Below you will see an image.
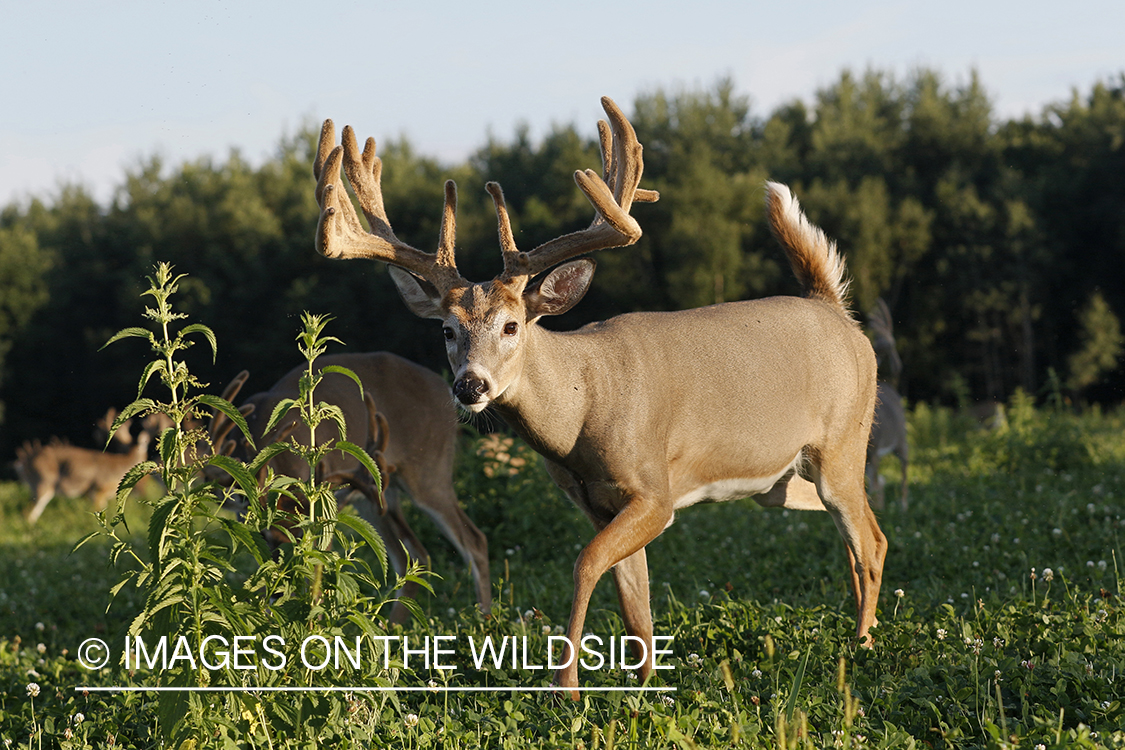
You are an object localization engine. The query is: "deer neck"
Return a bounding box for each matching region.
[492,325,592,463]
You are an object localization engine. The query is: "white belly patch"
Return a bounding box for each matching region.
[671,456,800,511]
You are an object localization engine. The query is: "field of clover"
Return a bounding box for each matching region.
[1,268,1123,748]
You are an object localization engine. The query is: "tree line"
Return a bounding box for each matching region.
[1,68,1123,459]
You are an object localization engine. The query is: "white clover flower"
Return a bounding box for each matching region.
[447,607,456,618]
[699,590,710,599]
[752,668,762,678]
[73,713,85,725]
[1043,568,1054,582]
[1098,560,1107,571]
[660,694,675,707]
[1103,701,1112,710]
[936,628,947,640]
[36,643,45,654]
[991,533,1000,543]
[1037,744,1047,750]
[26,682,40,697]
[1052,528,1062,537]
[523,609,534,620]
[1030,568,1037,581]
[894,589,904,598]
[686,653,701,666]
[404,713,419,728]
[994,670,1002,682]
[35,622,44,632]
[553,625,565,635]
[542,624,552,635]
[428,680,439,693]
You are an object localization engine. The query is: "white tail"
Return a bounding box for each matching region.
[865,299,909,511]
[210,353,490,622]
[313,98,885,694]
[15,431,152,524]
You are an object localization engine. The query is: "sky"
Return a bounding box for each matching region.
[2,0,1123,207]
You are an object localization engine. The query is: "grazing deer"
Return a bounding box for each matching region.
[15,430,152,524]
[311,97,885,694]
[865,299,909,511]
[211,353,491,621]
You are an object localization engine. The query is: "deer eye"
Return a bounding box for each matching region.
[502,321,519,336]
[442,326,455,341]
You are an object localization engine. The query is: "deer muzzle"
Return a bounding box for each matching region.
[453,373,490,408]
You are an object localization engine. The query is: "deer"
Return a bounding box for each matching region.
[866,299,909,512]
[15,429,153,524]
[209,352,491,622]
[311,96,886,695]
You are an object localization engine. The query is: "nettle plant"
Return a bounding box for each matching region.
[81,263,423,743]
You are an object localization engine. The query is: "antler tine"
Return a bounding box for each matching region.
[521,96,659,276]
[313,119,464,291]
[485,182,531,279]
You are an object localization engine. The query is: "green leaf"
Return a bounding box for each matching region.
[320,364,364,397]
[207,455,261,502]
[264,398,299,437]
[334,441,382,496]
[248,442,291,477]
[218,518,270,565]
[114,460,160,515]
[178,322,218,362]
[784,645,811,723]
[197,393,256,452]
[136,359,168,399]
[102,326,154,350]
[320,403,348,441]
[336,512,388,579]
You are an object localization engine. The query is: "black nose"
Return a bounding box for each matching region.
[453,374,489,405]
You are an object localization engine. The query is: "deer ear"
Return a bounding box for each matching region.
[388,266,445,320]
[525,259,595,318]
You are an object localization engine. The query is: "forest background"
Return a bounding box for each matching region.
[0,69,1123,460]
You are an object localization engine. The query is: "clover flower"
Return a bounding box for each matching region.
[404,713,419,728]
[26,682,40,697]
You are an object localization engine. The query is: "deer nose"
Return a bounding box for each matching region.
[453,374,490,405]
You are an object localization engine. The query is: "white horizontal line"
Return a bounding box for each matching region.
[76,686,676,693]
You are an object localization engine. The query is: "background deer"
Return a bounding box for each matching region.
[866,298,909,511]
[312,97,885,693]
[210,352,491,621]
[15,429,152,524]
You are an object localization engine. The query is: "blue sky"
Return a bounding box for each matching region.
[2,0,1123,206]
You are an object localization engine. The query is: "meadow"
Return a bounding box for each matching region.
[1,391,1124,748]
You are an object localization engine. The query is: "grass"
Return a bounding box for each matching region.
[2,401,1124,748]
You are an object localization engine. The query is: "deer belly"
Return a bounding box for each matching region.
[671,456,799,511]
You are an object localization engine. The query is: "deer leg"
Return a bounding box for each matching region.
[408,479,491,615]
[817,454,887,646]
[559,495,670,697]
[865,451,885,512]
[611,547,654,682]
[24,489,55,525]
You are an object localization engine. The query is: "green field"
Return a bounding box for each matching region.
[2,398,1124,748]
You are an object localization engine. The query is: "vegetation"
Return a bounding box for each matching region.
[1,69,1124,461]
[2,380,1124,746]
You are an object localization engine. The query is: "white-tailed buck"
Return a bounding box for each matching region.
[312,97,885,694]
[15,430,152,524]
[94,407,134,451]
[866,299,909,511]
[210,353,490,621]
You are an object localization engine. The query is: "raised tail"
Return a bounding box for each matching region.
[764,181,853,320]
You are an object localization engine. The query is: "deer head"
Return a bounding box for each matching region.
[313,97,658,412]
